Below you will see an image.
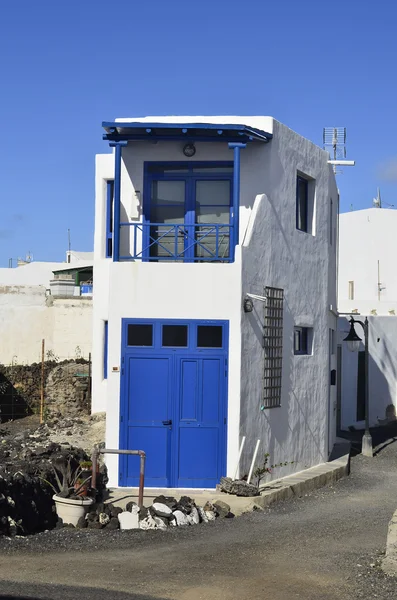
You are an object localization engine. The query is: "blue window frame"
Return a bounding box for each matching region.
[104,321,108,379]
[106,180,114,258]
[142,162,234,262]
[296,175,308,232]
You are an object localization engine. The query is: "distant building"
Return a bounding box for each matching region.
[338,206,397,431]
[92,115,338,489]
[0,251,93,364]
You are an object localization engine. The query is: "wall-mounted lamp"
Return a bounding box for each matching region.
[243,297,254,313]
[243,292,267,313]
[183,143,196,157]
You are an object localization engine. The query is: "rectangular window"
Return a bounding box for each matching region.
[197,325,223,348]
[356,351,366,421]
[296,174,315,234]
[329,198,333,245]
[162,325,188,347]
[296,176,308,232]
[348,281,354,300]
[263,287,284,409]
[103,321,108,379]
[127,324,153,347]
[106,180,114,258]
[294,327,313,355]
[329,328,336,355]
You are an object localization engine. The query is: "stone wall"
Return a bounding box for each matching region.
[0,359,90,423]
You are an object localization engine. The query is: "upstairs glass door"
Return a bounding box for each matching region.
[144,163,233,262]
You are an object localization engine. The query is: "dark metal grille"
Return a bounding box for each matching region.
[263,286,284,408]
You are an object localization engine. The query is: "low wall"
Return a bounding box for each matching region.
[0,360,91,423]
[0,285,92,364]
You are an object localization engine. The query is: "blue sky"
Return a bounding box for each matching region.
[0,0,396,265]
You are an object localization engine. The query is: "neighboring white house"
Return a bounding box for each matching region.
[338,206,397,431]
[92,115,338,489]
[338,207,397,316]
[0,252,93,364]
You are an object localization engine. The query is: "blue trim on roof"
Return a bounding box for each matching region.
[102,121,272,143]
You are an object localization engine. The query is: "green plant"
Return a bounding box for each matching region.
[79,460,92,470]
[41,456,92,499]
[253,453,294,487]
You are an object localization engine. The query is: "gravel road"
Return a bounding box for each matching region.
[1,439,397,599]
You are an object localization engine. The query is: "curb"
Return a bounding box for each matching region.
[382,509,397,575]
[241,452,351,512]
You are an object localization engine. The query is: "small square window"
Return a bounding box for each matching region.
[162,325,188,347]
[294,327,313,355]
[197,325,223,348]
[127,324,153,346]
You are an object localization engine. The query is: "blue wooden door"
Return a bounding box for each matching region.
[120,320,228,488]
[175,356,225,488]
[123,354,173,487]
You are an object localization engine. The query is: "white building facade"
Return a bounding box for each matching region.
[92,116,338,488]
[338,208,397,431]
[0,254,93,364]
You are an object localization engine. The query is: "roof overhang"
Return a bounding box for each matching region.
[102,121,273,144]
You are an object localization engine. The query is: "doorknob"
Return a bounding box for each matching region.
[162,420,172,426]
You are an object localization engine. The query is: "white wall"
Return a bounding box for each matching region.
[338,316,397,429]
[0,262,65,288]
[0,285,92,364]
[339,208,397,315]
[93,116,338,486]
[240,120,338,478]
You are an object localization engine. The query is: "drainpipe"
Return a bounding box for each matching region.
[228,143,246,261]
[109,141,127,262]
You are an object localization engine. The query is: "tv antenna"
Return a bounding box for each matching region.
[373,188,382,208]
[323,127,355,174]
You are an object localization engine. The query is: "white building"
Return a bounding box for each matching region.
[339,207,397,316]
[92,116,338,489]
[338,207,397,431]
[0,252,93,364]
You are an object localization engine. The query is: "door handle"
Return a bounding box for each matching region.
[162,420,172,426]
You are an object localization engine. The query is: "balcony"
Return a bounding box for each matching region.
[120,222,233,262]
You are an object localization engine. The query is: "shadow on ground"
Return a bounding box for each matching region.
[339,421,397,456]
[0,587,168,600]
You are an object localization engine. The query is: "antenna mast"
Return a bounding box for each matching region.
[323,127,355,173]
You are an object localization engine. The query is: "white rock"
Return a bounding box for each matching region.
[129,503,140,515]
[152,502,172,517]
[98,513,110,526]
[173,510,189,526]
[187,507,200,525]
[205,510,217,521]
[197,506,208,523]
[139,515,157,530]
[118,510,139,530]
[153,516,168,530]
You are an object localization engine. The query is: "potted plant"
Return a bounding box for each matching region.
[42,455,94,526]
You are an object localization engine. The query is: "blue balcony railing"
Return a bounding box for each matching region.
[119,222,233,262]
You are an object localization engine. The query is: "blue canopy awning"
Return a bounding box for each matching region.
[102,121,272,144]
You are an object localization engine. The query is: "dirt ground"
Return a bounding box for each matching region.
[1,438,397,599]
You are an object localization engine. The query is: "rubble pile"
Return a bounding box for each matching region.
[0,413,106,537]
[0,473,57,536]
[73,495,234,531]
[219,476,260,497]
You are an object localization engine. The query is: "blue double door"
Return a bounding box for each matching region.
[119,320,228,488]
